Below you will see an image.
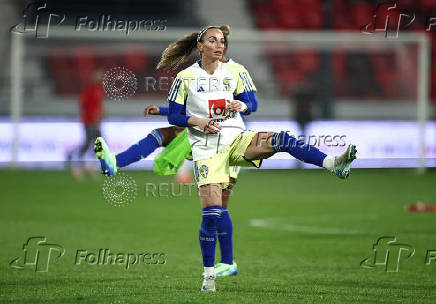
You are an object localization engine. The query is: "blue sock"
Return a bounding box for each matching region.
[115,129,162,168]
[199,205,222,267]
[217,207,233,264]
[271,131,327,167]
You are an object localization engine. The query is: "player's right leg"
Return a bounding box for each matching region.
[243,131,357,179]
[115,126,185,167]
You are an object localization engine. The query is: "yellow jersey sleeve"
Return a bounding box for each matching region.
[239,65,257,93]
[168,70,194,105]
[226,62,257,96]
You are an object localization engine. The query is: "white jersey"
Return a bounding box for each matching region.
[168,60,252,161]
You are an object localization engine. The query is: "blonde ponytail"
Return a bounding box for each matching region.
[156,32,199,70]
[219,24,230,38]
[156,25,231,70]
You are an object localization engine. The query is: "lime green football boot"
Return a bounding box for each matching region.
[94,137,118,176]
[214,261,238,277]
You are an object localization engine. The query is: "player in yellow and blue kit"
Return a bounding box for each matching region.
[95,25,255,279]
[159,25,357,292]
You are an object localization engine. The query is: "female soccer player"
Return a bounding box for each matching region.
[159,25,357,291]
[95,25,254,278]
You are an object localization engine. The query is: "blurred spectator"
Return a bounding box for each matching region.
[66,69,104,178]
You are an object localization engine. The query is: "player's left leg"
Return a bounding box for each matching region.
[243,131,357,178]
[114,130,162,168]
[199,183,222,292]
[95,126,184,176]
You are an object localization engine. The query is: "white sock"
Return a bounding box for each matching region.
[322,155,335,172]
[204,266,215,277]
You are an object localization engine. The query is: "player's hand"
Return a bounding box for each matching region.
[144,105,160,117]
[227,100,248,113]
[200,118,221,134]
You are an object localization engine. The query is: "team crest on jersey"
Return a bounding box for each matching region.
[223,78,231,91]
[199,165,208,178]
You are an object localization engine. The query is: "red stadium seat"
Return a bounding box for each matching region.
[277,68,305,97]
[276,6,303,29]
[73,46,96,86]
[248,0,436,102]
[297,51,319,73]
[333,0,353,30]
[419,0,436,11]
[352,2,373,29]
[123,48,149,72]
[300,0,322,29]
[255,2,280,29]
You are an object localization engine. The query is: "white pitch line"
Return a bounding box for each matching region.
[249,218,362,235]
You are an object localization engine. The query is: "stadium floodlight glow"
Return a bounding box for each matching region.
[9,26,430,172]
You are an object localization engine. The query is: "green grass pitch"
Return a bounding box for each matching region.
[1,169,436,303]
